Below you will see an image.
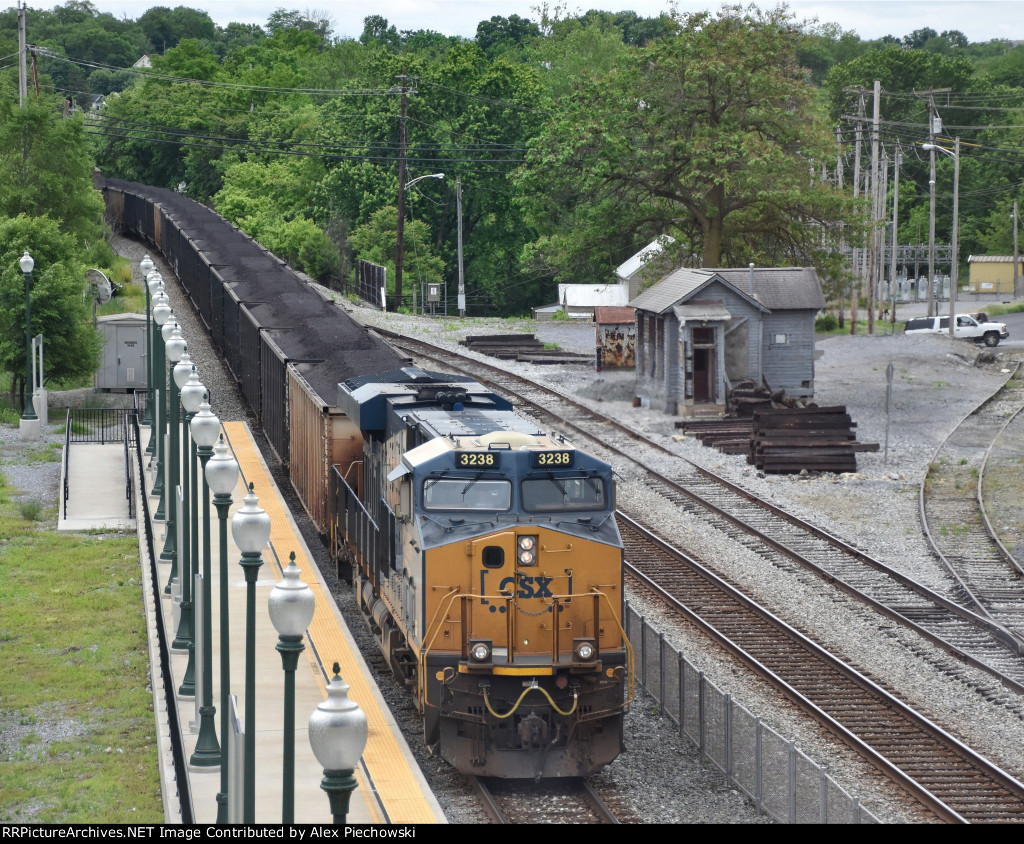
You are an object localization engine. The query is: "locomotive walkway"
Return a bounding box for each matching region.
[62,418,445,826]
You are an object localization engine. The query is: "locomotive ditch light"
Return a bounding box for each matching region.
[518,535,538,566]
[469,639,492,664]
[573,638,598,663]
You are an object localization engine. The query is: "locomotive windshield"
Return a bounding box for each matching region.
[423,478,512,511]
[521,476,606,512]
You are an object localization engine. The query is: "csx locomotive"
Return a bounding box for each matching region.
[330,367,633,778]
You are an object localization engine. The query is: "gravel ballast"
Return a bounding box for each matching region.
[6,238,1023,824]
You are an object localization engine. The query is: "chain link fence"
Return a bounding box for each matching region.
[625,604,879,823]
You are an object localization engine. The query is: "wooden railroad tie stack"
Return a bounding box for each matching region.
[460,334,592,365]
[749,406,878,474]
[674,418,755,455]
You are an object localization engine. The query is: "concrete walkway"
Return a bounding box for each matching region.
[58,442,134,532]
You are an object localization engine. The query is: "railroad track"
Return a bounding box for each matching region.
[619,513,1024,823]
[379,329,1024,699]
[470,776,627,823]
[921,365,1024,644]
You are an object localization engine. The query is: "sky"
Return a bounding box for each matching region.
[40,0,1024,43]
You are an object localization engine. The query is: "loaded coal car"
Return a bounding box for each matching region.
[330,366,634,778]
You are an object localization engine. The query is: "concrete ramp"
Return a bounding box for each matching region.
[58,443,135,531]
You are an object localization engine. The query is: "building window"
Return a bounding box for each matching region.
[772,333,789,345]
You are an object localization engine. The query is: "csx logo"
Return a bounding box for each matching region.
[498,575,553,599]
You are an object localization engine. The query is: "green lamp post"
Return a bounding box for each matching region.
[309,664,368,825]
[232,484,271,824]
[189,394,221,766]
[206,435,239,823]
[268,553,316,823]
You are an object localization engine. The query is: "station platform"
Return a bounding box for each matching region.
[65,417,447,826]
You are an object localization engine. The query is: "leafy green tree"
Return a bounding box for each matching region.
[519,5,859,281]
[0,99,104,247]
[475,14,539,58]
[349,206,445,306]
[0,214,101,407]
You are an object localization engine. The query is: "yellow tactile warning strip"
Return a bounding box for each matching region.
[222,421,441,825]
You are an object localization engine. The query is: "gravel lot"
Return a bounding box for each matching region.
[5,238,1023,824]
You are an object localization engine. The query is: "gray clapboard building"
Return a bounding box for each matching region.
[631,265,825,417]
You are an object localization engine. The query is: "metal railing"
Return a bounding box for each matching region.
[62,410,71,520]
[129,414,195,823]
[66,408,131,443]
[625,604,879,824]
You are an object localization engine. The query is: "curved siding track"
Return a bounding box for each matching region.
[921,366,1024,645]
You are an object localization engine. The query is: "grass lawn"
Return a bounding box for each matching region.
[0,444,163,823]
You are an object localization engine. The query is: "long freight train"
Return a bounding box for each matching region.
[101,175,634,778]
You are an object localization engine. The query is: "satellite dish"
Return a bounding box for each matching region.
[86,268,112,305]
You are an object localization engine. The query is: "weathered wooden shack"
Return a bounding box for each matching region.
[631,266,824,417]
[595,306,636,369]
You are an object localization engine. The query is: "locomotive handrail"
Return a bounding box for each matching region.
[417,587,635,713]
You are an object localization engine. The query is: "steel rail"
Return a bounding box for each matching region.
[380,330,1024,690]
[619,511,1024,824]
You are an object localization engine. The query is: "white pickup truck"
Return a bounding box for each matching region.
[904,313,1009,347]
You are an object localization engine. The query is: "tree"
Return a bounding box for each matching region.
[475,14,539,57]
[0,99,104,247]
[0,215,101,407]
[518,6,859,280]
[349,206,445,306]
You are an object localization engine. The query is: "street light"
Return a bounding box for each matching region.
[190,394,221,767]
[206,434,239,823]
[146,269,165,462]
[177,366,206,698]
[922,139,960,337]
[150,286,170,513]
[309,662,368,825]
[268,552,316,824]
[161,325,186,588]
[396,173,444,314]
[19,252,39,434]
[232,484,271,825]
[140,256,154,428]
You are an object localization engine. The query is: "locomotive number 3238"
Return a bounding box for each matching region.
[456,452,497,468]
[533,450,574,467]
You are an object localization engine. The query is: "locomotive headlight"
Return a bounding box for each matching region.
[469,639,492,664]
[573,638,597,662]
[518,535,537,566]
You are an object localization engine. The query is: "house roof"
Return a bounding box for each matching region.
[615,236,675,280]
[630,266,823,313]
[968,255,1019,263]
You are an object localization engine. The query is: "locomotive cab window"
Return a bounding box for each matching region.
[521,476,606,512]
[422,477,511,511]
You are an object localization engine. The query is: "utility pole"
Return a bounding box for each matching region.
[18,1,27,106]
[928,93,938,316]
[917,88,950,315]
[456,176,465,317]
[949,137,960,337]
[890,148,902,330]
[394,72,409,314]
[851,89,864,333]
[835,125,846,328]
[1013,201,1020,300]
[867,80,880,335]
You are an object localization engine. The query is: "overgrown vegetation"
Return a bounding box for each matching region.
[0,442,162,823]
